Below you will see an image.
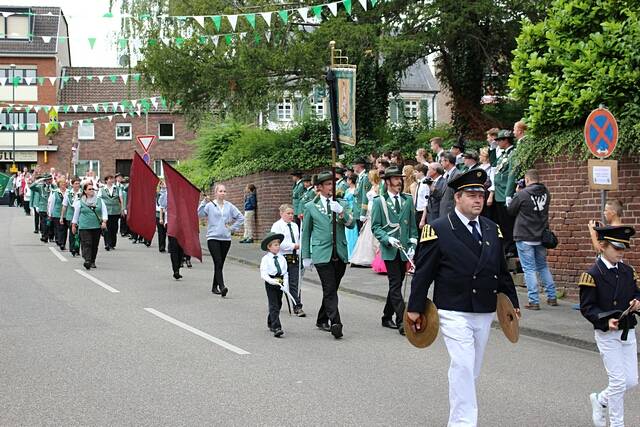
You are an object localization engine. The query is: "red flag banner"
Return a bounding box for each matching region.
[162,160,203,261]
[127,151,159,241]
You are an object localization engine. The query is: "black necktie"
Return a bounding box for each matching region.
[469,220,482,244]
[288,223,297,255]
[274,256,282,276]
[414,182,420,209]
[326,198,331,216]
[394,195,400,212]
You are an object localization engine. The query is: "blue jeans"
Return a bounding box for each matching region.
[516,241,557,305]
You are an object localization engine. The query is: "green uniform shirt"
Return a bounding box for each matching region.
[64,189,82,221]
[30,182,53,213]
[50,190,64,218]
[292,180,305,216]
[77,200,103,229]
[493,145,518,202]
[354,172,371,219]
[99,186,121,215]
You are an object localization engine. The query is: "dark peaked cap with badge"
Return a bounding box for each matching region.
[315,171,333,185]
[448,168,487,192]
[595,225,636,249]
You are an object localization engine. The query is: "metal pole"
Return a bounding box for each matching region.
[600,189,607,224]
[10,64,16,172]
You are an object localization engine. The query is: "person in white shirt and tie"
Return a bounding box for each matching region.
[271,204,305,317]
[260,232,289,338]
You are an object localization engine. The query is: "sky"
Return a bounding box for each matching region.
[9,0,122,66]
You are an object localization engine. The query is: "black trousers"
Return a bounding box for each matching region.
[156,218,167,251]
[33,208,39,231]
[23,200,31,215]
[79,228,101,264]
[315,259,346,326]
[286,258,302,309]
[207,239,231,291]
[120,215,129,236]
[52,217,67,248]
[495,202,516,255]
[8,191,15,207]
[105,215,119,248]
[382,253,407,325]
[168,236,185,274]
[39,212,51,241]
[67,220,79,254]
[356,220,364,233]
[265,282,283,330]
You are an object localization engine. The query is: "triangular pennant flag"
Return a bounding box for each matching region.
[212,36,219,46]
[103,12,113,18]
[48,76,56,85]
[63,105,70,113]
[42,36,52,43]
[0,77,6,86]
[61,76,70,84]
[88,37,96,49]
[109,75,117,83]
[358,0,367,11]
[59,121,65,129]
[102,102,109,112]
[260,11,272,27]
[72,105,78,112]
[344,0,352,15]
[73,76,82,82]
[148,38,158,46]
[228,14,238,31]
[175,37,185,46]
[1,12,14,18]
[211,15,222,31]
[58,36,67,44]
[371,0,378,6]
[133,74,141,82]
[122,75,129,84]
[37,77,45,86]
[81,105,89,112]
[92,103,99,112]
[25,106,32,113]
[34,106,40,112]
[328,2,338,16]
[43,106,50,113]
[118,39,127,49]
[112,101,119,110]
[225,34,233,45]
[86,75,94,81]
[121,113,127,119]
[278,10,288,24]
[35,123,40,130]
[312,5,323,19]
[265,31,271,42]
[193,16,205,28]
[298,7,309,22]
[245,13,256,29]
[199,36,208,44]
[107,115,114,122]
[97,75,105,83]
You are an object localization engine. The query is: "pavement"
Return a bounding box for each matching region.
[221,235,640,354]
[2,205,640,426]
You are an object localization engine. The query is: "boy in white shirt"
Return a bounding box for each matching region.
[271,204,305,316]
[260,232,289,338]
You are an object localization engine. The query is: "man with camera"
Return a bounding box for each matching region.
[507,169,557,310]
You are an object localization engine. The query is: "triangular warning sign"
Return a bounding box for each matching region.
[136,135,156,152]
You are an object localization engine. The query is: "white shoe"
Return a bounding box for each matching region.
[590,393,607,427]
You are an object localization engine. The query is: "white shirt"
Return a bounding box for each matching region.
[260,252,289,285]
[319,195,332,214]
[71,198,108,224]
[454,208,482,238]
[415,178,430,211]
[387,190,403,209]
[271,219,300,255]
[599,256,618,270]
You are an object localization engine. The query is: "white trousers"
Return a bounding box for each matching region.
[243,210,255,239]
[594,329,638,427]
[439,310,494,427]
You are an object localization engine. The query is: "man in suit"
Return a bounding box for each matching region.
[425,162,445,225]
[406,169,520,427]
[301,171,355,339]
[491,130,518,257]
[370,166,418,335]
[291,171,305,224]
[439,151,461,219]
[352,157,371,232]
[461,150,481,172]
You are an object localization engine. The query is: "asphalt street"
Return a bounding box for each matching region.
[1,206,639,426]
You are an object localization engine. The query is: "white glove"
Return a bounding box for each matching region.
[406,247,415,260]
[505,197,512,207]
[303,258,313,270]
[359,215,367,223]
[329,200,344,214]
[388,237,401,248]
[409,238,417,246]
[267,278,281,286]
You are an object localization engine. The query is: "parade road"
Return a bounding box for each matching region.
[1,206,639,426]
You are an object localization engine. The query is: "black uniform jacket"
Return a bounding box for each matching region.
[408,212,519,314]
[579,259,640,332]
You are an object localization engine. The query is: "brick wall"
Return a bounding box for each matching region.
[536,155,640,297]
[217,156,640,297]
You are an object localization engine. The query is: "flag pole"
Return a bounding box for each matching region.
[326,41,342,259]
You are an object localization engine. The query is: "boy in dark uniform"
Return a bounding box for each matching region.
[579,225,639,427]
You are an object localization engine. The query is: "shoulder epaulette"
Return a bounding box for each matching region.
[633,267,640,289]
[497,225,504,239]
[420,224,438,243]
[578,272,596,287]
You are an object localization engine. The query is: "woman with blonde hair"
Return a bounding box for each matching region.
[403,165,416,195]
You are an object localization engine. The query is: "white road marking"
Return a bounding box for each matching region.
[144,308,250,355]
[49,246,67,262]
[74,269,120,293]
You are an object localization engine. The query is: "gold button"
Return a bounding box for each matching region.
[473,275,476,280]
[494,275,498,279]
[613,301,617,306]
[472,289,477,294]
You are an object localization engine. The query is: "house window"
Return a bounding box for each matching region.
[75,160,101,179]
[0,68,37,85]
[0,112,37,131]
[78,122,95,140]
[115,123,132,140]
[154,160,177,177]
[277,98,293,121]
[313,99,325,119]
[158,123,174,140]
[404,100,419,119]
[6,15,30,39]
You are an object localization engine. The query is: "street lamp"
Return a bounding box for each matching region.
[10,63,16,173]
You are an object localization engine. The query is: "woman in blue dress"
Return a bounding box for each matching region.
[345,175,358,260]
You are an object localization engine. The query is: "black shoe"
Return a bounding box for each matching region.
[105,246,110,251]
[173,272,183,280]
[398,324,406,336]
[91,263,97,268]
[316,322,331,332]
[40,238,48,243]
[220,287,228,297]
[212,288,221,295]
[159,249,166,253]
[294,308,306,317]
[273,328,284,338]
[381,319,398,329]
[33,230,39,234]
[330,323,343,339]
[59,246,65,251]
[185,259,192,268]
[83,261,91,270]
[144,242,151,247]
[131,239,138,244]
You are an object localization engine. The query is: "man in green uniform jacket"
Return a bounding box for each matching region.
[301,171,354,339]
[352,157,371,232]
[298,175,316,217]
[491,129,518,257]
[370,166,418,335]
[98,175,122,251]
[30,173,54,243]
[291,171,305,223]
[335,167,349,199]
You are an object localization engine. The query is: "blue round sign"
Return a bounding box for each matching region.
[142,152,150,165]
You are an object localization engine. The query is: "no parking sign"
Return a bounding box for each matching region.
[584,107,618,158]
